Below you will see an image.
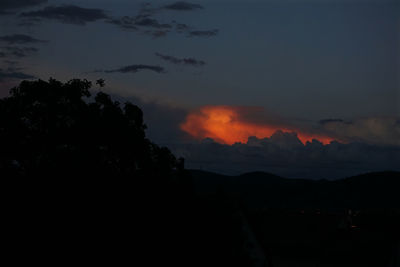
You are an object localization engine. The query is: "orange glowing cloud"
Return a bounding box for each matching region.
[180,106,335,145]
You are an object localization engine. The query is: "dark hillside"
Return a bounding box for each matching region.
[190,170,400,209]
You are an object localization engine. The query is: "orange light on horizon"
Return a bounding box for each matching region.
[180,106,335,145]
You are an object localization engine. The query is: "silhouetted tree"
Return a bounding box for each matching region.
[96,78,105,87]
[0,78,178,179]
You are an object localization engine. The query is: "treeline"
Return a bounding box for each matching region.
[0,78,182,179]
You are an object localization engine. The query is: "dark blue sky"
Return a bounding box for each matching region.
[1,0,398,119]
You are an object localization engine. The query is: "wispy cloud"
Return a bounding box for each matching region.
[163,2,203,11]
[0,67,35,82]
[0,0,47,14]
[20,5,108,25]
[0,34,47,44]
[188,29,219,37]
[101,64,166,74]
[0,46,38,58]
[155,53,206,66]
[106,16,138,30]
[134,18,172,29]
[107,2,218,38]
[105,16,172,32]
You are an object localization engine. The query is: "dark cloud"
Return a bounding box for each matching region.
[106,16,138,30]
[20,5,108,25]
[155,53,206,66]
[163,2,203,11]
[321,117,400,146]
[0,67,35,82]
[103,64,165,74]
[0,0,47,14]
[17,17,42,27]
[188,29,219,37]
[174,22,190,31]
[135,18,171,29]
[0,34,47,44]
[136,2,158,18]
[18,21,38,27]
[107,3,217,38]
[2,60,18,66]
[169,133,400,179]
[319,119,347,125]
[1,46,38,58]
[106,16,171,32]
[105,2,169,31]
[147,30,169,38]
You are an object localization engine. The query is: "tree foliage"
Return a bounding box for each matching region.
[0,78,178,178]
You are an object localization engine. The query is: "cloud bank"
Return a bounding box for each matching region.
[321,117,400,146]
[121,102,399,179]
[170,133,400,179]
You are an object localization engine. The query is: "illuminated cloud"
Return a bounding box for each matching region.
[180,106,335,145]
[175,107,400,178]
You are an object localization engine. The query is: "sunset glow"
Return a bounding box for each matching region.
[180,106,335,145]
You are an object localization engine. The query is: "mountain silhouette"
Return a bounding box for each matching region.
[190,170,400,210]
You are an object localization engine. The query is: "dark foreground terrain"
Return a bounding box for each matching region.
[7,171,399,267]
[191,170,400,266]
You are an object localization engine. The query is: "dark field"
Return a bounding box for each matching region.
[248,210,399,266]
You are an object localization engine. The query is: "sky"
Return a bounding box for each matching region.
[1,0,399,178]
